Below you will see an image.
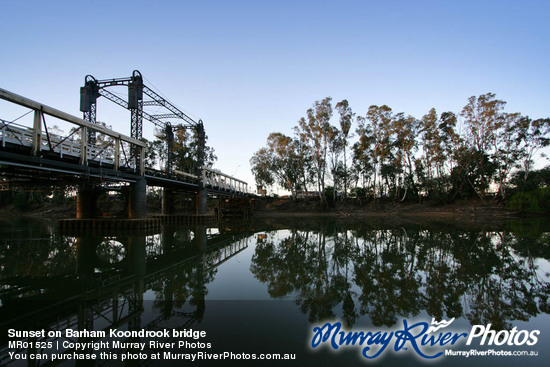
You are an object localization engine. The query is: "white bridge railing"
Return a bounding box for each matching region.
[171,168,248,194]
[0,87,145,174]
[0,122,129,167]
[0,88,249,193]
[202,168,248,194]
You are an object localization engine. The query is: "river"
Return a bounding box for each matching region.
[0,216,549,366]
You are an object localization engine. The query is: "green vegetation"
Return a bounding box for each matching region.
[143,124,217,174]
[251,93,550,206]
[507,187,550,214]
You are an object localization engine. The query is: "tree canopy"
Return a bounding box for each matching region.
[251,94,550,202]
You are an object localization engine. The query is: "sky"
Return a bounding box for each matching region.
[1,0,549,192]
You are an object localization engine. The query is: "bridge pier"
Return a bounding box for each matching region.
[196,187,208,215]
[162,188,175,215]
[128,177,147,219]
[76,182,101,219]
[78,178,146,219]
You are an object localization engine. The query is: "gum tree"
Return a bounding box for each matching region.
[335,99,355,198]
[296,97,333,203]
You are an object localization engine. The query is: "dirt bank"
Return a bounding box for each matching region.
[255,198,520,222]
[0,201,77,221]
[0,197,526,224]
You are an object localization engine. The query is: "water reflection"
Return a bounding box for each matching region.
[250,222,550,330]
[0,220,250,366]
[0,217,549,366]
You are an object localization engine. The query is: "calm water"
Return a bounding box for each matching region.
[0,216,549,366]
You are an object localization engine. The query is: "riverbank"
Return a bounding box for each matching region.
[0,197,527,222]
[255,197,520,222]
[0,201,76,221]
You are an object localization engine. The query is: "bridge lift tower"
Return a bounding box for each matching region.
[79,70,208,214]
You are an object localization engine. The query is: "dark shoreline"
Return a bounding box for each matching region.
[0,197,544,224]
[255,197,520,219]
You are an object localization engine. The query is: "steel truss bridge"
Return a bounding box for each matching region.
[0,72,250,217]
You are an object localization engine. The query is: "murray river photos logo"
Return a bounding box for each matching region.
[310,318,540,360]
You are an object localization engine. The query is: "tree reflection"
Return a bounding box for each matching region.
[250,223,550,329]
[0,219,77,279]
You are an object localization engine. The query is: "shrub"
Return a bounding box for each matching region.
[507,187,550,213]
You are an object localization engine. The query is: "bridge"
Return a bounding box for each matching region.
[0,71,251,221]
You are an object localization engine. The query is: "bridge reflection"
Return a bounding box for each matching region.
[0,223,252,366]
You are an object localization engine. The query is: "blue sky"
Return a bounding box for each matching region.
[1,0,549,190]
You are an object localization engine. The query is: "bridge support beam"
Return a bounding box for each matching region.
[196,187,207,215]
[32,110,42,156]
[76,182,100,219]
[162,188,175,215]
[128,178,147,219]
